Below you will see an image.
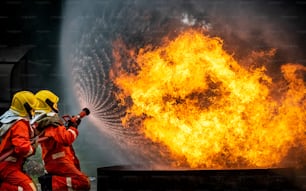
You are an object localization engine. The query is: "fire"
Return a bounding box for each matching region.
[110,29,306,168]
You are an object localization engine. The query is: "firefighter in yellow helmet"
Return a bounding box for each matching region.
[35,90,59,113]
[0,90,39,191]
[34,90,90,191]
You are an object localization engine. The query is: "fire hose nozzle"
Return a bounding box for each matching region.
[80,108,90,117]
[62,108,90,125]
[70,108,90,123]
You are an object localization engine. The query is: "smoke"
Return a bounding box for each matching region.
[59,0,305,174]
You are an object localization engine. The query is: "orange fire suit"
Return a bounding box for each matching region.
[0,119,37,191]
[38,115,90,191]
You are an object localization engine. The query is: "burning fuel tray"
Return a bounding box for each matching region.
[97,165,306,191]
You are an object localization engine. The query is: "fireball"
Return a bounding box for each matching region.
[110,29,306,168]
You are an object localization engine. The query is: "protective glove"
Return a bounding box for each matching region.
[66,117,81,129]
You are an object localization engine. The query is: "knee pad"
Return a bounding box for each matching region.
[38,174,52,191]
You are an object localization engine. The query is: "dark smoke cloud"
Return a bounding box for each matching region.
[60,0,306,175]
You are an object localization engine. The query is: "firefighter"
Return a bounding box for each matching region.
[0,90,39,191]
[34,90,90,191]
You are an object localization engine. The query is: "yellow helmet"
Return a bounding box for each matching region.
[35,90,59,113]
[10,91,38,117]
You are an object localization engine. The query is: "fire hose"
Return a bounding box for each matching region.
[0,108,90,162]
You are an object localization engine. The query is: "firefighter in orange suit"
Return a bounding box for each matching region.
[34,90,90,191]
[0,90,39,191]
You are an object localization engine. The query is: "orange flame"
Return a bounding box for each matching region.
[110,29,306,168]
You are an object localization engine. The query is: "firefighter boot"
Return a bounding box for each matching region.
[38,174,52,191]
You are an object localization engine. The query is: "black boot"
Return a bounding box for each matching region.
[38,174,52,191]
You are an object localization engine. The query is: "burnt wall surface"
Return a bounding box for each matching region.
[97,165,306,191]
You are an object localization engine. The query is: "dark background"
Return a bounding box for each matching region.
[0,0,63,105]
